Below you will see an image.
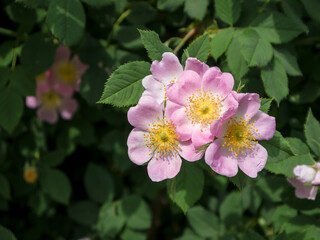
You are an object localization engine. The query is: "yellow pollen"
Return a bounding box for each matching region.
[144,118,181,157]
[41,91,61,109]
[57,61,77,84]
[222,117,260,157]
[24,168,38,184]
[185,88,223,128]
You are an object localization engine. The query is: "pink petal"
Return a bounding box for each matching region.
[54,46,70,63]
[150,52,183,85]
[237,143,268,178]
[147,154,182,181]
[127,96,163,130]
[26,96,39,109]
[185,58,209,77]
[59,97,78,120]
[236,93,261,120]
[165,100,181,119]
[166,70,201,106]
[54,83,74,97]
[312,171,320,185]
[141,75,166,104]
[72,55,88,76]
[220,92,238,121]
[191,125,213,147]
[287,178,318,200]
[179,140,203,162]
[170,107,193,141]
[293,165,317,183]
[250,111,276,140]
[205,139,238,177]
[202,68,234,98]
[37,107,58,124]
[127,129,152,165]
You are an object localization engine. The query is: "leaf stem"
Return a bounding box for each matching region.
[11,48,18,70]
[0,27,17,37]
[173,27,198,55]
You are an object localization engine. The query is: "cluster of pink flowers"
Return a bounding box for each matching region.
[287,163,320,200]
[127,53,276,181]
[26,46,87,124]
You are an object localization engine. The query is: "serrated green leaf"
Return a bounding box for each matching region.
[214,0,241,25]
[274,47,302,76]
[261,58,288,104]
[40,168,72,205]
[301,0,320,22]
[167,163,204,213]
[181,33,210,64]
[239,28,273,67]
[84,163,114,204]
[211,28,234,61]
[286,137,310,155]
[0,225,17,240]
[68,200,99,226]
[0,174,10,200]
[304,109,320,157]
[260,98,272,114]
[0,88,23,133]
[99,61,151,107]
[139,30,173,61]
[187,206,219,238]
[47,0,85,46]
[184,0,208,21]
[251,12,304,44]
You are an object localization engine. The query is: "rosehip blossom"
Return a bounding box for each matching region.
[127,96,202,182]
[205,93,276,178]
[166,60,238,148]
[51,46,87,97]
[287,163,320,200]
[26,71,78,124]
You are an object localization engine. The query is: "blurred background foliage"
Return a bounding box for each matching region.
[0,0,320,239]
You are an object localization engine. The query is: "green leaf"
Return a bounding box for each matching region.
[15,0,49,9]
[115,26,142,50]
[99,61,151,107]
[0,41,14,67]
[40,168,72,205]
[120,229,146,240]
[214,0,241,25]
[274,47,302,76]
[301,0,320,22]
[128,3,157,25]
[42,149,67,167]
[68,200,99,226]
[260,98,272,114]
[0,174,10,200]
[281,0,308,34]
[96,202,126,238]
[21,33,56,76]
[0,225,17,240]
[47,0,86,46]
[119,195,151,230]
[157,0,185,11]
[227,36,249,81]
[181,33,210,64]
[167,163,204,213]
[10,66,35,97]
[286,137,310,155]
[0,88,23,133]
[184,0,209,21]
[211,28,234,61]
[84,163,114,204]
[5,2,37,25]
[261,58,288,104]
[241,229,265,240]
[229,169,251,190]
[0,67,10,89]
[251,12,304,44]
[304,109,320,157]
[272,205,297,233]
[219,192,243,225]
[139,30,173,61]
[81,0,114,7]
[187,206,219,238]
[239,29,273,67]
[80,66,107,105]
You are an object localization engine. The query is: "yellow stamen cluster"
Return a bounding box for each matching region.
[23,167,38,184]
[57,61,77,84]
[185,88,222,128]
[223,116,259,157]
[144,118,181,158]
[41,91,61,109]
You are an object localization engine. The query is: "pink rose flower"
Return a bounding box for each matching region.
[166,59,238,148]
[51,46,87,97]
[205,93,276,178]
[287,163,320,200]
[127,96,202,182]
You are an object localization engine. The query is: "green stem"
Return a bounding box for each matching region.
[0,27,17,37]
[173,27,198,55]
[11,48,18,70]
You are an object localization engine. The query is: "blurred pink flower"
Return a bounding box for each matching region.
[127,96,202,182]
[51,46,87,97]
[287,163,320,200]
[205,93,276,178]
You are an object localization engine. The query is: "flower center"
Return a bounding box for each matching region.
[41,91,61,109]
[24,168,38,184]
[57,62,77,84]
[185,89,223,128]
[144,118,180,157]
[222,116,259,157]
